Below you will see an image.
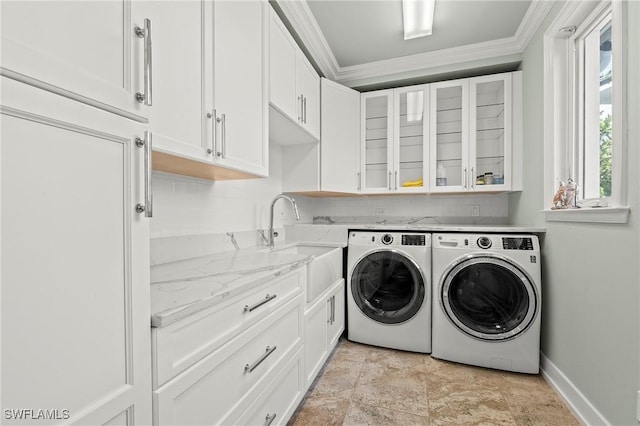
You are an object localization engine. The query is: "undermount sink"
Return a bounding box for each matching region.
[274,244,342,303]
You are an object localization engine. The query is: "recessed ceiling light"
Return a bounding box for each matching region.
[402,0,436,40]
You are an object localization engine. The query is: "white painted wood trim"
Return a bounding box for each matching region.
[277,0,553,87]
[540,352,610,426]
[543,206,629,223]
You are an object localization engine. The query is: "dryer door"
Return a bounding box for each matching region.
[441,256,537,341]
[351,250,425,324]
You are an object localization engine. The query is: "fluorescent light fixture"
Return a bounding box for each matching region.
[402,0,435,40]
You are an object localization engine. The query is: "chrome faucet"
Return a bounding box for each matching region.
[269,194,300,248]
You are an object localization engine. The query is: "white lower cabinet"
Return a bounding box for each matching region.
[304,279,345,388]
[152,269,305,425]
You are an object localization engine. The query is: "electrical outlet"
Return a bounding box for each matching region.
[636,390,640,422]
[375,208,386,216]
[471,205,480,217]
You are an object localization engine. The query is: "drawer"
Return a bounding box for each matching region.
[153,296,303,426]
[153,268,303,387]
[234,347,304,426]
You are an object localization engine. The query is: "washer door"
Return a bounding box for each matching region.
[441,256,537,341]
[351,250,425,324]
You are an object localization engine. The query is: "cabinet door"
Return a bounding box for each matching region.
[470,74,512,191]
[139,0,211,162]
[296,54,320,139]
[321,78,361,193]
[327,280,345,351]
[304,295,329,387]
[213,0,268,176]
[1,0,148,121]
[394,85,429,193]
[430,80,469,192]
[1,79,151,425]
[269,9,298,120]
[361,90,394,193]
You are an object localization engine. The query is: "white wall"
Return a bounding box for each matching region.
[508,2,640,424]
[150,144,298,239]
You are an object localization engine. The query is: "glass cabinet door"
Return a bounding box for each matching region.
[470,74,511,190]
[394,86,429,192]
[361,91,393,192]
[429,81,469,192]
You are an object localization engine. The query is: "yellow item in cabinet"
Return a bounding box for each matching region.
[402,178,423,187]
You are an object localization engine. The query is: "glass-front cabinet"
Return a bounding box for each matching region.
[430,73,515,192]
[360,85,429,193]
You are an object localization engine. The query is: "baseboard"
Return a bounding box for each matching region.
[540,352,609,425]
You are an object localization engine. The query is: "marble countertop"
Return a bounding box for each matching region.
[150,243,340,328]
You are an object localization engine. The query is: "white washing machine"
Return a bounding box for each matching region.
[432,233,541,373]
[347,231,431,353]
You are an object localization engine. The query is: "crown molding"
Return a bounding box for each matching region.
[277,0,555,87]
[276,0,340,80]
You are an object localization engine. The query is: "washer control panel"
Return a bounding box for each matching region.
[349,232,430,247]
[433,234,539,251]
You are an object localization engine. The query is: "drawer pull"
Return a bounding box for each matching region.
[244,294,277,313]
[264,413,277,426]
[245,345,277,374]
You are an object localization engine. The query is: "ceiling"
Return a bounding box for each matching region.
[273,0,554,90]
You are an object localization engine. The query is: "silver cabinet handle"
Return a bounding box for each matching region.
[303,96,307,124]
[206,109,216,155]
[243,294,277,313]
[221,113,226,158]
[395,170,398,190]
[332,295,336,324]
[297,95,302,122]
[356,172,361,191]
[245,346,277,373]
[135,18,152,106]
[264,413,277,426]
[463,167,468,189]
[470,167,475,189]
[135,131,152,217]
[388,171,392,190]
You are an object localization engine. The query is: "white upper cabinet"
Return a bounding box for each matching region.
[360,85,429,194]
[0,0,149,121]
[269,7,320,145]
[211,0,268,176]
[430,72,521,192]
[138,0,211,162]
[282,78,360,194]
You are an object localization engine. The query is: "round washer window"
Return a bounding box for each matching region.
[351,250,425,324]
[442,256,537,341]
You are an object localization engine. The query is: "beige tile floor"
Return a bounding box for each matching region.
[289,338,580,426]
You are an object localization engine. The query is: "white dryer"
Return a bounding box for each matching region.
[432,233,541,373]
[347,231,431,353]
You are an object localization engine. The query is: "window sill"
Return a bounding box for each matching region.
[543,207,630,224]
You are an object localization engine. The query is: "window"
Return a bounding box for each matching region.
[543,0,628,223]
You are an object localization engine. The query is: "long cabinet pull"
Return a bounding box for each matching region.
[303,96,307,124]
[356,172,361,191]
[207,109,216,155]
[243,294,277,313]
[264,413,277,426]
[245,346,277,373]
[388,171,392,190]
[221,113,226,158]
[332,295,336,324]
[298,95,302,122]
[470,166,475,189]
[395,171,398,190]
[135,18,153,106]
[135,131,153,217]
[463,167,468,189]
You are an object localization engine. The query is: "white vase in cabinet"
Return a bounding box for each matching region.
[1,78,152,425]
[429,72,522,192]
[303,279,345,389]
[360,85,430,193]
[1,0,150,121]
[268,7,320,145]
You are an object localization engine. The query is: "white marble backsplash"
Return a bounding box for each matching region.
[151,228,286,265]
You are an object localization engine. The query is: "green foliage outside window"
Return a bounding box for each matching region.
[599,113,612,197]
